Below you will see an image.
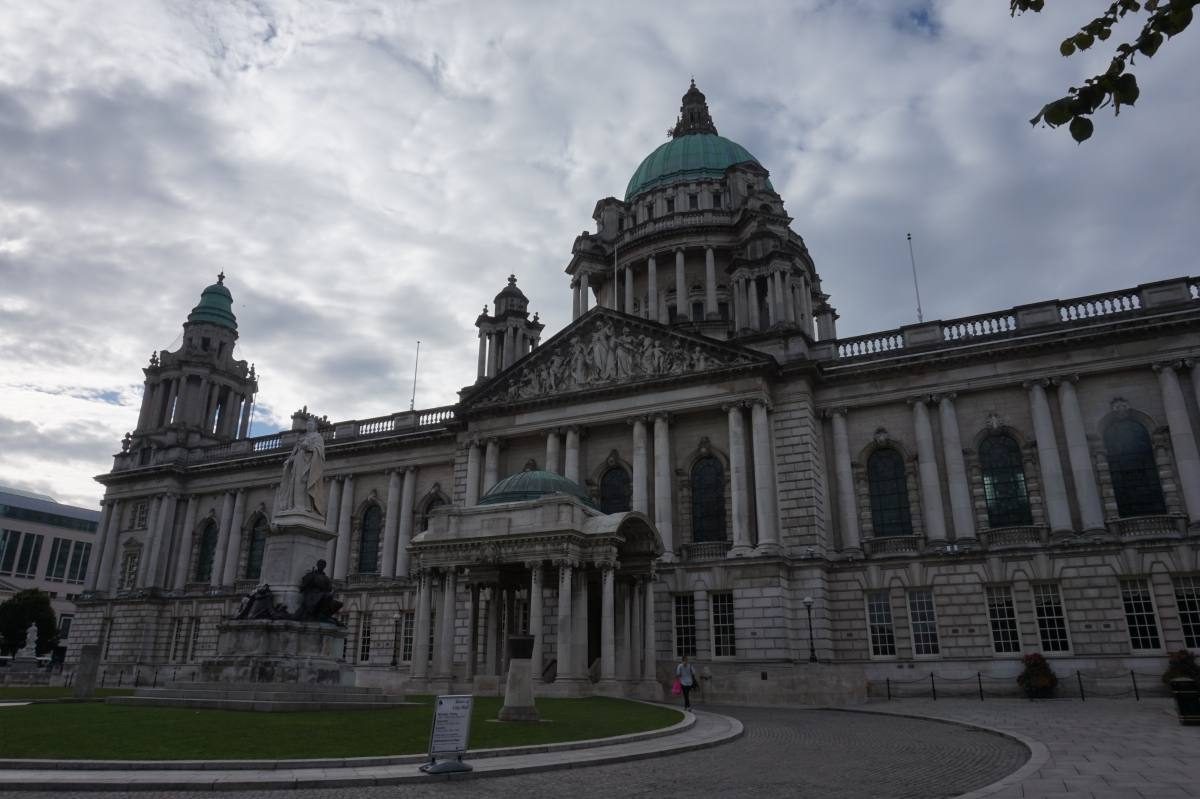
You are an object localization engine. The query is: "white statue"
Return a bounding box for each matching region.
[14,622,38,659]
[273,418,326,520]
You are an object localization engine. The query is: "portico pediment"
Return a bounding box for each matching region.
[464,307,772,409]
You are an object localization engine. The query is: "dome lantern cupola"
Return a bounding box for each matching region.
[671,78,719,138]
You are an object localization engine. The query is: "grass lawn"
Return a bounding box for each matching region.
[0,696,682,760]
[0,687,133,700]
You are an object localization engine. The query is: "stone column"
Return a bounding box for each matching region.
[1156,362,1200,523]
[483,438,501,494]
[653,414,674,559]
[600,563,616,683]
[219,489,245,585]
[630,582,643,679]
[642,575,656,683]
[204,382,221,433]
[631,418,649,513]
[675,249,687,321]
[647,256,658,322]
[580,272,590,315]
[751,401,780,553]
[828,408,861,551]
[145,493,177,587]
[397,467,417,578]
[732,277,744,329]
[163,379,180,426]
[411,571,432,680]
[748,278,761,330]
[466,583,480,681]
[476,331,487,379]
[782,272,796,325]
[84,501,112,592]
[436,569,457,679]
[572,280,581,320]
[171,496,198,590]
[381,471,402,579]
[1055,376,1106,531]
[572,569,588,678]
[502,326,514,370]
[556,561,573,679]
[564,426,581,484]
[210,492,233,588]
[238,390,254,438]
[484,586,499,676]
[911,397,948,543]
[528,562,544,681]
[625,266,635,314]
[1026,380,1073,533]
[94,499,122,593]
[324,478,341,564]
[620,583,633,679]
[705,247,717,318]
[545,429,561,475]
[726,403,753,556]
[465,440,482,505]
[936,395,975,541]
[333,475,354,580]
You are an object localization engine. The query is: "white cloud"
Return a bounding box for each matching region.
[1,0,1198,505]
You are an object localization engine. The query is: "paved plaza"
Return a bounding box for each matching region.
[3,698,1197,797]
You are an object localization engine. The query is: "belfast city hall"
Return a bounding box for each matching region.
[72,83,1200,702]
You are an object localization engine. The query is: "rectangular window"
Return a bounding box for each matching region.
[358,613,373,662]
[689,193,699,210]
[0,529,19,574]
[1174,576,1200,648]
[401,610,415,662]
[908,589,940,656]
[673,594,697,657]
[170,618,187,662]
[645,203,653,220]
[131,501,148,529]
[711,191,721,209]
[45,537,71,580]
[866,591,896,657]
[119,551,139,590]
[102,619,114,660]
[665,197,675,213]
[67,542,91,583]
[1033,583,1071,652]
[188,617,201,662]
[1120,578,1161,650]
[710,592,736,657]
[15,533,43,578]
[58,615,73,640]
[985,586,1021,654]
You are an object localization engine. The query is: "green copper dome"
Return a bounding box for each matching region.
[479,469,597,509]
[187,273,237,331]
[624,133,767,200]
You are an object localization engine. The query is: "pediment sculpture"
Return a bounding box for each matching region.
[474,314,761,406]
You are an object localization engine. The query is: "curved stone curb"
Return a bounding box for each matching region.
[0,710,695,771]
[834,706,1050,799]
[0,709,743,791]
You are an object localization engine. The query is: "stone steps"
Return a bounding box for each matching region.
[104,681,410,712]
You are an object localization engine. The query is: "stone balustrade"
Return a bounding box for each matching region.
[679,540,732,563]
[1111,514,1186,541]
[978,526,1046,549]
[831,277,1198,363]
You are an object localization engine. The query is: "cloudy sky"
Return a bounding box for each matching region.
[2,0,1198,508]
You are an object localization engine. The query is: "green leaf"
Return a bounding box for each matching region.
[1060,38,1076,56]
[1069,116,1094,143]
[1097,27,1111,41]
[1072,32,1095,50]
[1161,7,1192,37]
[1139,30,1164,56]
[1114,73,1140,107]
[1043,98,1074,127]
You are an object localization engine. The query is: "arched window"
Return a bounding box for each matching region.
[599,466,631,514]
[420,496,446,532]
[358,505,382,574]
[194,520,218,583]
[691,456,726,542]
[1105,419,1166,517]
[978,433,1033,527]
[868,448,912,537]
[245,515,269,580]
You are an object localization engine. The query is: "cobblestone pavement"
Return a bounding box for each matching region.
[2,704,1028,799]
[861,697,1200,798]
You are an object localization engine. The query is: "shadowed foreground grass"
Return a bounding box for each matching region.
[0,696,682,760]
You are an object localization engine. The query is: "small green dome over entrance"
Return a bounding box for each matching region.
[187,273,238,331]
[479,469,597,509]
[625,133,766,201]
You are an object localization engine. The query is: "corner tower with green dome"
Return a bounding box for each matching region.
[565,81,840,356]
[129,273,259,455]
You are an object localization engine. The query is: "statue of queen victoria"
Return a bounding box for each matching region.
[272,417,326,520]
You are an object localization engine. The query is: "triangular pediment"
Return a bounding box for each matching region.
[465,308,772,409]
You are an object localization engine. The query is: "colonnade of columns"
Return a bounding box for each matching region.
[573,247,727,323]
[138,374,256,438]
[408,561,658,688]
[731,268,812,334]
[826,363,1200,550]
[477,326,538,380]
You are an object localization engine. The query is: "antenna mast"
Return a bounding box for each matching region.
[409,340,421,411]
[907,232,924,323]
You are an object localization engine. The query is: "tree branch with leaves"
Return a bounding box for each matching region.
[1012,0,1196,141]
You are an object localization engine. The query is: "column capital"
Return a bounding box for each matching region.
[750,397,772,412]
[1051,373,1081,385]
[906,394,932,407]
[651,411,672,423]
[544,427,562,437]
[1152,360,1186,373]
[485,436,504,448]
[721,401,750,413]
[403,464,418,475]
[822,406,849,419]
[593,557,619,572]
[554,557,578,570]
[931,392,957,404]
[524,559,544,573]
[1021,377,1053,391]
[626,415,651,426]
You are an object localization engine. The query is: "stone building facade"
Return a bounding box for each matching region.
[73,83,1200,701]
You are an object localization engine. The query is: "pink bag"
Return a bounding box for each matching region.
[671,678,682,695]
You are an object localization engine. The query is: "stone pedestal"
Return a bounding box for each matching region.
[498,636,539,722]
[73,644,100,699]
[263,512,336,614]
[200,619,351,686]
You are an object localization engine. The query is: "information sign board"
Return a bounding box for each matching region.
[428,694,473,757]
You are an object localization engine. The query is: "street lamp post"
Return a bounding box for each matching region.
[803,596,817,663]
[391,611,402,667]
